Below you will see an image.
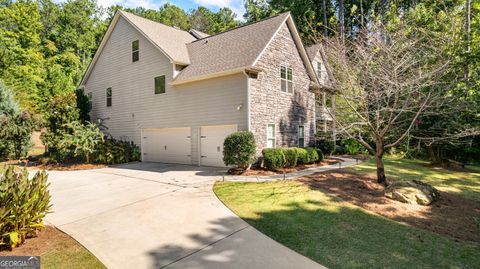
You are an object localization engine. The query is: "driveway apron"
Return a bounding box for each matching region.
[44,162,325,269]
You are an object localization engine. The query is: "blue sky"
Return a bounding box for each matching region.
[95,0,246,19]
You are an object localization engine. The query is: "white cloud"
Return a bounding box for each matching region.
[95,0,164,10]
[193,0,246,19]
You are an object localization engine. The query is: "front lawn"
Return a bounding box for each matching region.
[0,226,105,269]
[214,181,480,269]
[351,157,480,201]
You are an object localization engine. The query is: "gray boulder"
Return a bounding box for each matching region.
[384,180,440,205]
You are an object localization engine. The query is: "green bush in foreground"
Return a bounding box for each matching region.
[223,131,256,169]
[0,167,52,249]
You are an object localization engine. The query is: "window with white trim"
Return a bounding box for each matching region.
[132,40,139,62]
[298,125,305,147]
[267,124,276,148]
[106,87,112,107]
[280,65,293,93]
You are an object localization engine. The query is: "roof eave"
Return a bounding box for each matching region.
[170,66,262,85]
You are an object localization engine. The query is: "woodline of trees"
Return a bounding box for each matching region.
[0,0,478,182]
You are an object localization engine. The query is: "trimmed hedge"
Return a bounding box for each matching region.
[296,148,310,164]
[283,148,298,168]
[262,148,285,170]
[223,131,256,168]
[262,147,323,170]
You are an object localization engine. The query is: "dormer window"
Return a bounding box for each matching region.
[132,40,139,62]
[280,66,293,93]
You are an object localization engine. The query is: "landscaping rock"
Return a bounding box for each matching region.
[384,180,440,205]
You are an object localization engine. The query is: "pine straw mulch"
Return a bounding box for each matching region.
[298,169,480,243]
[0,226,77,255]
[230,158,342,176]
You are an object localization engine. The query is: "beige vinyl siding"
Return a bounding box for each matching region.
[84,16,248,164]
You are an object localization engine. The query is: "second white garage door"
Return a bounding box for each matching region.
[142,128,191,164]
[200,125,237,167]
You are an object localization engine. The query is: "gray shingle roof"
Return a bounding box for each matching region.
[120,10,196,65]
[173,13,290,82]
[188,29,210,39]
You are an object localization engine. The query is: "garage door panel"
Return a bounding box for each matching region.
[200,125,237,167]
[142,128,191,164]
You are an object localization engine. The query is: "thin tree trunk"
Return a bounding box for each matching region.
[339,0,345,43]
[375,155,387,184]
[360,0,364,29]
[464,0,471,90]
[323,0,328,37]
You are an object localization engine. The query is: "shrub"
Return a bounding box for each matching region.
[262,148,285,170]
[0,167,52,249]
[223,131,256,169]
[41,92,80,161]
[0,111,34,159]
[58,121,104,163]
[305,147,320,163]
[315,132,335,156]
[296,148,310,164]
[75,88,91,123]
[341,138,369,155]
[316,148,325,162]
[283,148,298,168]
[0,84,33,160]
[94,138,140,164]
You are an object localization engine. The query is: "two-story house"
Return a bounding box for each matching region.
[80,10,330,167]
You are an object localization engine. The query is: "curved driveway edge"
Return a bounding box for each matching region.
[43,162,327,269]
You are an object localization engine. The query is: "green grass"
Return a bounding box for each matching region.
[42,243,106,269]
[215,181,480,269]
[350,157,480,201]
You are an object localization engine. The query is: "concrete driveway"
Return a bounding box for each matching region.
[44,162,324,269]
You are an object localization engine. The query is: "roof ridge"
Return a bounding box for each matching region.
[190,12,291,43]
[118,9,191,36]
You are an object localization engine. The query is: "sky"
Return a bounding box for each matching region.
[93,0,246,19]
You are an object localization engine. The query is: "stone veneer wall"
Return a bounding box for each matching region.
[250,22,316,155]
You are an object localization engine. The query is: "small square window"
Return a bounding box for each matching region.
[280,66,293,93]
[267,124,276,148]
[106,87,112,107]
[154,75,165,94]
[298,125,305,148]
[132,40,139,62]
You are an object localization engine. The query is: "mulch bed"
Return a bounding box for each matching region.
[30,163,106,171]
[229,158,342,176]
[0,226,70,255]
[298,170,480,243]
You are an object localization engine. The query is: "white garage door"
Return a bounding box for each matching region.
[200,125,237,167]
[142,128,191,164]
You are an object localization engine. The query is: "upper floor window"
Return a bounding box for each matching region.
[132,40,139,62]
[280,66,293,93]
[298,125,305,147]
[106,87,112,107]
[267,124,276,148]
[317,62,322,79]
[154,75,165,94]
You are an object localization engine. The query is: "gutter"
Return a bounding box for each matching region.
[170,66,263,86]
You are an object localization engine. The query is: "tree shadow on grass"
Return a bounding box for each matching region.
[298,170,480,243]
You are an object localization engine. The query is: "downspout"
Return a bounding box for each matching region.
[243,70,251,132]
